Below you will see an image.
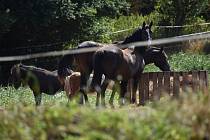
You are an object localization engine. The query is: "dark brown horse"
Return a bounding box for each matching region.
[91,22,156,106]
[91,46,145,106]
[58,22,153,104]
[108,46,171,106]
[10,64,70,106]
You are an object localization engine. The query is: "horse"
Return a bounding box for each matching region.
[10,64,71,106]
[63,46,170,106]
[91,22,155,106]
[64,72,105,100]
[58,21,153,104]
[108,46,171,105]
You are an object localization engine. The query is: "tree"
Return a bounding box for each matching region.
[0,0,130,85]
[129,0,156,16]
[156,0,209,25]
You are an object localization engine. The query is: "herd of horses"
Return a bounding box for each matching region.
[10,22,171,106]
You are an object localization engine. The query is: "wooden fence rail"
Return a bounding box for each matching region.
[127,70,209,105]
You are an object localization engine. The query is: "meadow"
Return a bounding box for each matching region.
[0,52,210,140]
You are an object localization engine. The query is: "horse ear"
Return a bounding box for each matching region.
[149,21,153,28]
[142,21,146,29]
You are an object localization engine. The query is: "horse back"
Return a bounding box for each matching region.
[20,66,62,95]
[32,70,61,95]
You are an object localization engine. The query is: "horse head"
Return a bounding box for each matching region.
[144,46,171,71]
[58,54,74,86]
[131,21,153,54]
[10,64,21,89]
[122,21,153,44]
[58,67,73,86]
[141,21,153,45]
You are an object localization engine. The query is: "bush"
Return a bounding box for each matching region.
[144,52,210,72]
[1,92,210,139]
[107,13,160,42]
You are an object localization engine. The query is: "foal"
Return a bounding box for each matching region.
[10,64,70,106]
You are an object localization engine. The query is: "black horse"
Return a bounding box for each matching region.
[58,21,153,104]
[108,46,171,106]
[91,22,155,106]
[10,64,70,106]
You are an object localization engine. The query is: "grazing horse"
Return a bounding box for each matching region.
[10,64,70,106]
[58,21,153,104]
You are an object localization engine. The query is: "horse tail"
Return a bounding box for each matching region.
[90,51,104,92]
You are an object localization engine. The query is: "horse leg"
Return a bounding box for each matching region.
[33,93,42,106]
[100,78,109,107]
[109,81,119,107]
[119,81,128,106]
[79,73,89,105]
[91,72,103,107]
[131,77,139,104]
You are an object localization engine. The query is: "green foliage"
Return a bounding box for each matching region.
[0,0,129,45]
[79,18,115,43]
[156,0,209,25]
[107,13,160,42]
[154,0,210,37]
[129,0,156,15]
[2,92,210,139]
[169,52,210,71]
[144,52,210,72]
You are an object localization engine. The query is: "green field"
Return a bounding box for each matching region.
[1,52,210,140]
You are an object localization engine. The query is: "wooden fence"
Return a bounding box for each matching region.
[127,70,209,105]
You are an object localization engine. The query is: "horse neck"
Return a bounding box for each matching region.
[121,29,141,44]
[133,46,146,56]
[142,50,155,65]
[59,55,74,69]
[18,67,29,82]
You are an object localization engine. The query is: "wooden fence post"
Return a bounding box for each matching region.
[182,71,189,93]
[157,72,164,99]
[144,73,150,101]
[192,71,199,93]
[139,74,145,105]
[164,71,171,95]
[151,72,158,101]
[173,72,180,98]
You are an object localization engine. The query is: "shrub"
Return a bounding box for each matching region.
[1,92,210,139]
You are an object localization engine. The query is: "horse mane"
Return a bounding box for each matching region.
[121,23,152,45]
[121,27,142,44]
[18,64,56,75]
